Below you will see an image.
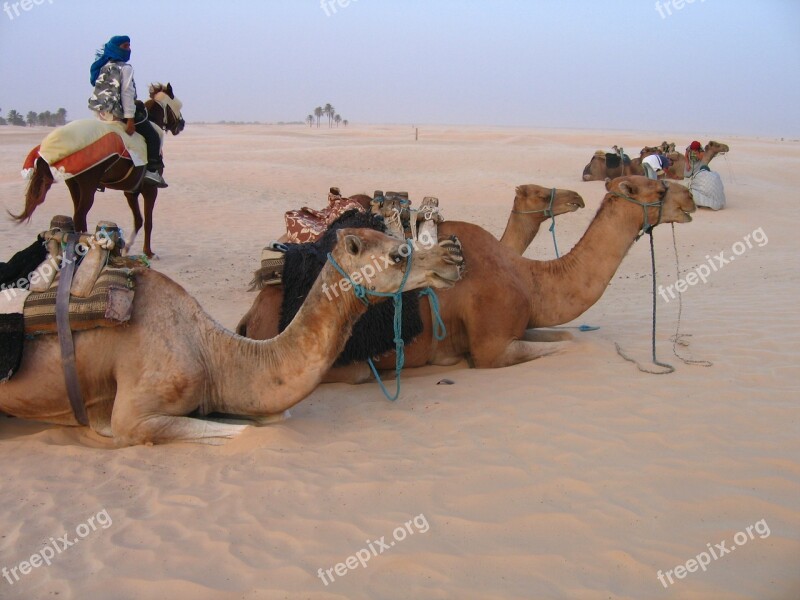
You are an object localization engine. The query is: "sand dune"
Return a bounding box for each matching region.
[1,124,798,599]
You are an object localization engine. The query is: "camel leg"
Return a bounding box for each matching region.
[473,339,569,369]
[125,191,143,255]
[522,329,574,343]
[323,362,374,384]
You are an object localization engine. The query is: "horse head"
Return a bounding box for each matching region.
[148,82,185,136]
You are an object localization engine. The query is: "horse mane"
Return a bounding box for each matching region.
[149,82,174,99]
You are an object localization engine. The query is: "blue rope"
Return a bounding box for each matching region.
[546,188,560,258]
[327,239,426,401]
[419,287,446,340]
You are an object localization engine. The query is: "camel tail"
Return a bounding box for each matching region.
[11,157,53,223]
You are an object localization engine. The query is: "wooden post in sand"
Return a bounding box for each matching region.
[415,128,418,141]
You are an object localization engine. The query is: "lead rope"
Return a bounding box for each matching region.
[326,241,445,401]
[615,230,674,374]
[669,223,713,367]
[546,188,560,258]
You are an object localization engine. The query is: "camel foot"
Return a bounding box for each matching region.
[480,339,570,368]
[323,362,374,384]
[522,329,574,343]
[113,415,250,446]
[252,410,291,426]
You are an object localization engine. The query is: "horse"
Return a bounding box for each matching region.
[12,83,185,258]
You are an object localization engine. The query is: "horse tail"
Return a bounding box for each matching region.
[11,157,53,223]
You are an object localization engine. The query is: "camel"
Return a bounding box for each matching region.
[238,185,584,340]
[238,176,696,381]
[13,83,185,258]
[0,229,463,445]
[582,147,636,181]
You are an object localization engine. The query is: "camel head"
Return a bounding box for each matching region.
[605,176,696,226]
[513,185,584,216]
[705,141,730,155]
[640,146,658,157]
[331,228,464,298]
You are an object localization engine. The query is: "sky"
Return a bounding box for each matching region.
[1,0,799,137]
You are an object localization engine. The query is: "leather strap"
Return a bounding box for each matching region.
[55,235,89,425]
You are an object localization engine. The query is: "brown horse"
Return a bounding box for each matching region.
[13,83,184,257]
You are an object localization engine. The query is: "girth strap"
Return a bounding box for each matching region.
[55,234,89,425]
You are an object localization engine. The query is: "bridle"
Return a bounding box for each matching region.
[610,179,669,240]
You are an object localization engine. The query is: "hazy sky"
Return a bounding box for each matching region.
[1,0,799,136]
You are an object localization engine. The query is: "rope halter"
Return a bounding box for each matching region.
[609,180,668,241]
[511,188,560,257]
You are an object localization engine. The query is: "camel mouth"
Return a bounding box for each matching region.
[431,271,460,287]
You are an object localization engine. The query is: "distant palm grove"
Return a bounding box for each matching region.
[306,103,348,128]
[1,107,68,127]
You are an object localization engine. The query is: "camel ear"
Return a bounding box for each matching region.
[618,180,636,196]
[604,178,613,191]
[343,234,363,256]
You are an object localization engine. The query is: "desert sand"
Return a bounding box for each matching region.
[1,123,798,599]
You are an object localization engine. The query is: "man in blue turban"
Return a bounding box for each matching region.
[88,36,168,188]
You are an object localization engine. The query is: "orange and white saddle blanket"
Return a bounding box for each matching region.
[21,118,152,180]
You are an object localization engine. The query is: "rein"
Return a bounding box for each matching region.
[512,188,561,257]
[326,241,446,401]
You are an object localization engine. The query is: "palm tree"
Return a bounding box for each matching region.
[314,106,323,128]
[323,103,334,128]
[306,115,314,128]
[334,114,341,128]
[7,109,25,126]
[55,107,67,126]
[343,119,349,128]
[26,111,38,127]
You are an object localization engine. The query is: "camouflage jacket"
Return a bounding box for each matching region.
[88,62,138,120]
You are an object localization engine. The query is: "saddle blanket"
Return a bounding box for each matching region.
[21,118,149,180]
[22,268,136,335]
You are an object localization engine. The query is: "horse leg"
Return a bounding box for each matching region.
[125,191,143,255]
[74,178,98,233]
[142,186,158,258]
[66,179,81,225]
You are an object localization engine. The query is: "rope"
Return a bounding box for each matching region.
[609,190,664,240]
[327,240,445,401]
[669,224,713,367]
[615,230,675,374]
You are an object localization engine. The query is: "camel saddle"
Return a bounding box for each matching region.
[284,187,366,244]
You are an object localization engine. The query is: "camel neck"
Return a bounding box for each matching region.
[499,211,548,255]
[522,196,643,327]
[204,263,367,416]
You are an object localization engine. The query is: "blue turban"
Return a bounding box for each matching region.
[89,35,131,86]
